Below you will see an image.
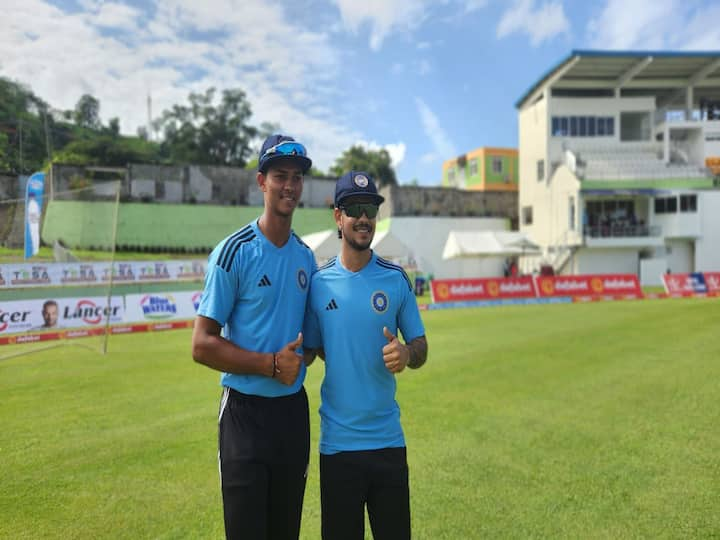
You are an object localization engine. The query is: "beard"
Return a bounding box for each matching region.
[345,224,373,252]
[346,236,372,252]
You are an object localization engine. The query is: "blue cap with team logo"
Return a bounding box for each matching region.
[258,134,312,174]
[334,170,385,207]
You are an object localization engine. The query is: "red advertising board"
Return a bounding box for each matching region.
[662,273,708,296]
[430,277,536,303]
[702,272,720,294]
[0,320,194,346]
[534,274,642,298]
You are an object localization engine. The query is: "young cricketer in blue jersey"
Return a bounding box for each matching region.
[192,135,316,540]
[304,171,429,540]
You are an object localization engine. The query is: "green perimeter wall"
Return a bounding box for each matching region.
[42,202,337,251]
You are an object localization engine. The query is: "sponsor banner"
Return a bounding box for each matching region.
[0,296,124,334]
[429,277,536,303]
[703,272,720,294]
[124,291,201,322]
[6,264,53,287]
[0,320,194,346]
[662,272,708,295]
[424,297,573,311]
[24,172,44,259]
[535,274,642,298]
[0,260,207,289]
[572,294,643,303]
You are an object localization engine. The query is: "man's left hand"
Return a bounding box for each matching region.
[382,327,409,373]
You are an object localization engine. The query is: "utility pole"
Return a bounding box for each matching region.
[43,108,53,163]
[42,108,54,200]
[147,92,152,141]
[18,118,23,175]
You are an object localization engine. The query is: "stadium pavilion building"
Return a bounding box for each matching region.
[516,50,720,285]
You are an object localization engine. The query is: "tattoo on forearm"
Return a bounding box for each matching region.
[406,337,427,369]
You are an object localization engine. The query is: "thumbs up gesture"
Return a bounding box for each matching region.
[382,326,409,373]
[274,332,304,385]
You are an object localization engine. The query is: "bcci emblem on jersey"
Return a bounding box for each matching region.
[297,268,308,291]
[371,291,389,313]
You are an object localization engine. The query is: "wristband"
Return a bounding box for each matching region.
[271,352,277,378]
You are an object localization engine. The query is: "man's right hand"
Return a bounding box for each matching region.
[274,333,304,385]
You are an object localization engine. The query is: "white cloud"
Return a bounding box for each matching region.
[355,140,407,168]
[330,0,430,50]
[462,0,488,13]
[587,0,720,50]
[681,5,720,49]
[417,59,432,76]
[497,0,569,46]
[93,2,143,30]
[0,0,358,172]
[587,0,678,49]
[414,98,456,163]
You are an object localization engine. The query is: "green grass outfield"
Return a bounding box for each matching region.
[1,298,719,539]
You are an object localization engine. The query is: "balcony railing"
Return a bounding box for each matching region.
[583,224,661,238]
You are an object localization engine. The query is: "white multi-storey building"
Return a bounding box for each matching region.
[516,50,720,285]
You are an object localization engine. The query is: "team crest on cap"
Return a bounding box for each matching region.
[354,174,369,188]
[297,268,308,291]
[371,291,389,313]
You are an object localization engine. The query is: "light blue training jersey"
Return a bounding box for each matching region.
[304,252,425,454]
[197,219,317,397]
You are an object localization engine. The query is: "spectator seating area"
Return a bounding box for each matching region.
[570,143,709,181]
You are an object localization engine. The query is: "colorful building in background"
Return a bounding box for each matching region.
[442,147,518,191]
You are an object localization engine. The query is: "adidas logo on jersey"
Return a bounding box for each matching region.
[258,275,272,287]
[325,299,338,310]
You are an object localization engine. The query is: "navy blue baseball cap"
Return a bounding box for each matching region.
[334,171,385,207]
[258,134,312,174]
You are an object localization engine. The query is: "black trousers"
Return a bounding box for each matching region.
[218,386,310,540]
[320,447,410,540]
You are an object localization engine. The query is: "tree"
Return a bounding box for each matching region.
[0,133,11,171]
[0,77,50,173]
[52,135,162,166]
[106,117,120,137]
[74,94,101,129]
[154,87,257,166]
[330,145,397,187]
[257,121,281,142]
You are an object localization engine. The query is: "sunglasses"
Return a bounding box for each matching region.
[261,141,307,159]
[341,203,379,219]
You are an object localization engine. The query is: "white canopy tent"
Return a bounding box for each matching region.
[302,229,413,263]
[301,229,340,261]
[442,231,541,260]
[371,230,412,260]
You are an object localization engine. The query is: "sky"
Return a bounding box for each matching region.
[2,0,719,185]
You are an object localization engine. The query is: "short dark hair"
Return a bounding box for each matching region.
[42,300,58,311]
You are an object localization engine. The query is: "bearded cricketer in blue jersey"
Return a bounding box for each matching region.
[303,171,429,540]
[192,134,317,540]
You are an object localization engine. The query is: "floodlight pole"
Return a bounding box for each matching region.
[102,181,121,355]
